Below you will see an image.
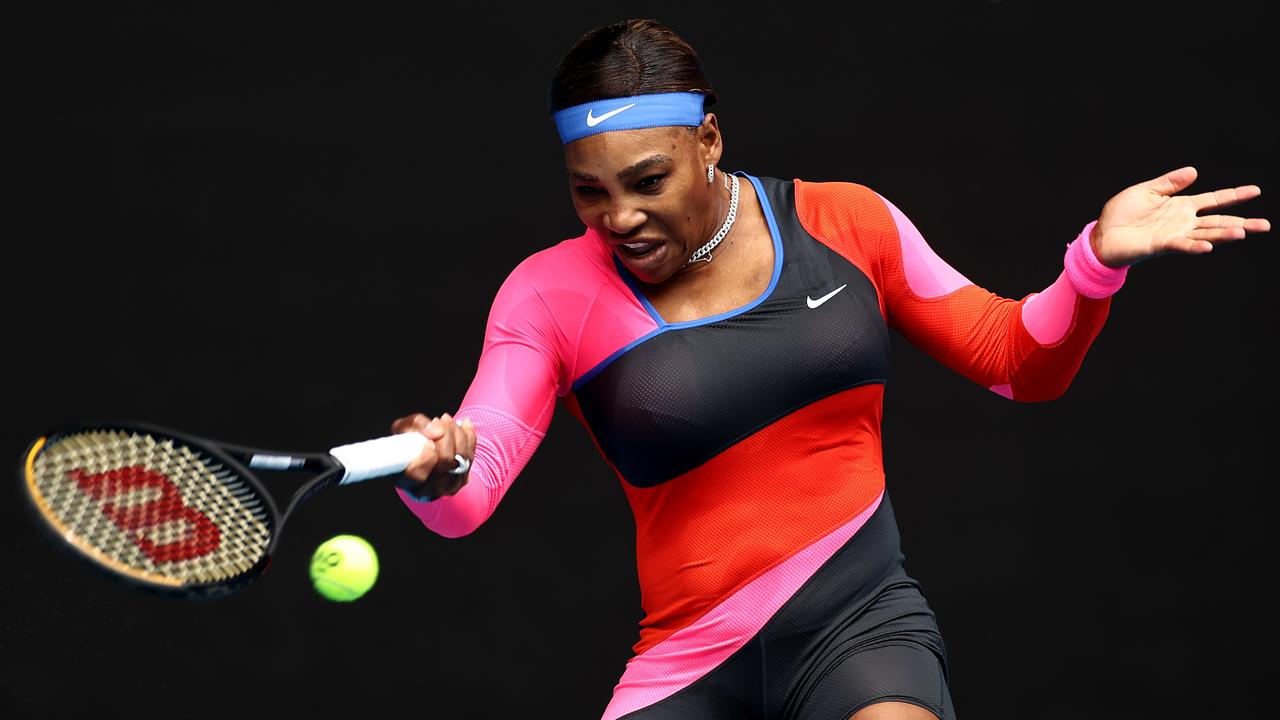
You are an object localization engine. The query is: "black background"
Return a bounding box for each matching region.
[3,2,1275,718]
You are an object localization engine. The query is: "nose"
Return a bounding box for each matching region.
[603,198,646,236]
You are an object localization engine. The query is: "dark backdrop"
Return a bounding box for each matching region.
[4,2,1275,719]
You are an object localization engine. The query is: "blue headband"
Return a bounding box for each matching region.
[553,91,706,145]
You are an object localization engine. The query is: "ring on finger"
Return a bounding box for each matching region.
[446,453,471,475]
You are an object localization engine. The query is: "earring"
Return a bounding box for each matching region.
[707,163,715,184]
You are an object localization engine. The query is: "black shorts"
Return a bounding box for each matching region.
[620,487,957,720]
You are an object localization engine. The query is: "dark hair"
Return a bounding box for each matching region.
[547,18,718,115]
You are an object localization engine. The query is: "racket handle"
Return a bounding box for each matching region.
[330,432,429,484]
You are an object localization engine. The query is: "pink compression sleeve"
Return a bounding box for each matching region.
[395,255,564,538]
[1022,220,1129,344]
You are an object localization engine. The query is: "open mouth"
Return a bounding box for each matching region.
[617,241,660,258]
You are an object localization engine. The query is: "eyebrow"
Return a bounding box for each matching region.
[567,154,673,183]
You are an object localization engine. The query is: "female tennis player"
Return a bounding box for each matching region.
[386,18,1268,720]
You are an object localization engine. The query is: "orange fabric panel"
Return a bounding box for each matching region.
[795,178,1111,400]
[1004,295,1111,401]
[882,283,1029,388]
[620,383,887,655]
[793,179,891,320]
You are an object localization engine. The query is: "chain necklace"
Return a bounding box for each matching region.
[685,171,740,265]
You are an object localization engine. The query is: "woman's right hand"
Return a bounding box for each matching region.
[390,412,477,501]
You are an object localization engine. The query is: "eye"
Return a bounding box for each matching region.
[637,174,666,190]
[574,185,602,197]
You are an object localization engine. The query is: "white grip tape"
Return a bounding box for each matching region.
[330,432,429,484]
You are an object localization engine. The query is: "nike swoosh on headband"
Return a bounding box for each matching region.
[806,284,848,309]
[586,103,638,127]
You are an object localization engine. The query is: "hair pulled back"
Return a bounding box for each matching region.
[547,18,717,115]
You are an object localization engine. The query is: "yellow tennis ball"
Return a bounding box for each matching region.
[310,534,378,602]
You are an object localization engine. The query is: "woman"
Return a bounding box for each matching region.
[386,18,1267,720]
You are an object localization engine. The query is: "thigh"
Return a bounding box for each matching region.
[849,700,944,720]
[793,642,956,720]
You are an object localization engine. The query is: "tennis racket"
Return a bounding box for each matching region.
[18,420,444,598]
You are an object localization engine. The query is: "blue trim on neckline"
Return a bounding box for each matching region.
[613,171,783,330]
[573,171,784,392]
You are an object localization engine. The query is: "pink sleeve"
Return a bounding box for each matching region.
[395,255,565,538]
[1021,220,1129,343]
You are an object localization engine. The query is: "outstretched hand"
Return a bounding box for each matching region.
[1091,166,1269,268]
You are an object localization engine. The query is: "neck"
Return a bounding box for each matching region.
[680,171,739,272]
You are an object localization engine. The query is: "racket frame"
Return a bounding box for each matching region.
[19,420,349,599]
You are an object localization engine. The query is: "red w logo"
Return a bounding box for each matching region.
[69,466,222,563]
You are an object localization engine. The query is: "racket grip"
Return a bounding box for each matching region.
[330,432,429,484]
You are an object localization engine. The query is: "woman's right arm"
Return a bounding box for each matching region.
[394,256,565,538]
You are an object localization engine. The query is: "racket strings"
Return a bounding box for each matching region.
[28,430,273,587]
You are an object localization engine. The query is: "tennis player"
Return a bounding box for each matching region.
[388,18,1268,720]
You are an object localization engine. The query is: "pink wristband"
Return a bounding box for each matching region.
[1064,220,1129,299]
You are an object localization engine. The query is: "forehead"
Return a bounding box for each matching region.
[563,126,695,174]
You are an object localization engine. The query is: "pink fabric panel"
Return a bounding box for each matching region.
[988,383,1014,399]
[396,232,656,537]
[1010,221,1129,358]
[1020,271,1080,345]
[600,489,886,720]
[570,230,663,384]
[875,192,973,299]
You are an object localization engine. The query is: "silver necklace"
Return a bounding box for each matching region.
[685,171,739,265]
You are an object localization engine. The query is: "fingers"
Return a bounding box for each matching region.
[1142,166,1197,196]
[1162,234,1215,256]
[390,412,445,439]
[460,417,477,459]
[1159,214,1271,258]
[421,414,448,440]
[1191,213,1270,233]
[393,413,445,481]
[1185,215,1271,244]
[403,432,438,482]
[434,414,458,471]
[438,413,478,474]
[390,413,426,434]
[389,411,479,493]
[1190,184,1262,213]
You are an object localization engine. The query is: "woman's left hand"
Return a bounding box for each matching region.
[1091,166,1269,268]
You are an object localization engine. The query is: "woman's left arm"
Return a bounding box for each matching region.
[875,167,1267,401]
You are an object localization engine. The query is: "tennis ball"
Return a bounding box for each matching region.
[310,534,378,602]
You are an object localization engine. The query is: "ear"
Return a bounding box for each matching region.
[696,113,723,167]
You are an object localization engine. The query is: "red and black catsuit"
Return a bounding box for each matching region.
[396,171,1125,719]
